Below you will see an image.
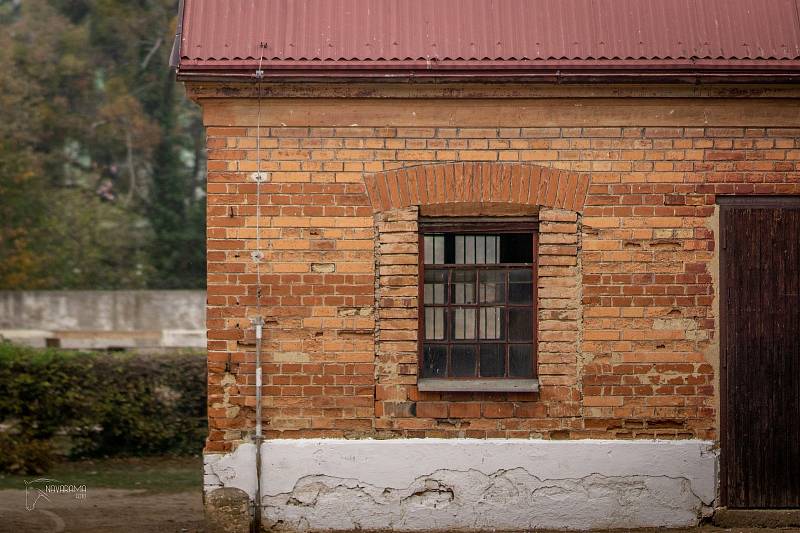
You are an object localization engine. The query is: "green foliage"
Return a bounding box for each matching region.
[0,0,206,289]
[0,342,207,475]
[35,189,154,288]
[0,433,55,475]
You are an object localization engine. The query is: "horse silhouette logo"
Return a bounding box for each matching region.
[24,478,59,511]
[24,478,87,511]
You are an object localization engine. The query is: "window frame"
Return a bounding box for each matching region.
[417,218,539,393]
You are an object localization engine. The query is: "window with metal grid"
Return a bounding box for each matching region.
[418,219,538,390]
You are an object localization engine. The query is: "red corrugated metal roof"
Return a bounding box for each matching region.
[176,0,800,80]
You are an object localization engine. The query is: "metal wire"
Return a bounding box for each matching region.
[254,47,265,439]
[254,52,265,316]
[251,44,266,533]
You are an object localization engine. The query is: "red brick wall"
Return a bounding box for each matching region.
[201,99,800,451]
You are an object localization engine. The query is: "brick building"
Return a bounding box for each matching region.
[174,1,800,531]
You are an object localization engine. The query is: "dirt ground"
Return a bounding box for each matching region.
[1,484,799,533]
[1,485,798,533]
[0,488,204,533]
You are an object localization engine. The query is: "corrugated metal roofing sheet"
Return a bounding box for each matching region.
[177,0,800,78]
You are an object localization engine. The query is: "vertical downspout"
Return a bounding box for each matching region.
[251,48,267,532]
[252,316,264,533]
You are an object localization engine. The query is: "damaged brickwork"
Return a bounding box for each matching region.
[200,87,800,452]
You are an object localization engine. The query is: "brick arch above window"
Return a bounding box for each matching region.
[364,163,590,214]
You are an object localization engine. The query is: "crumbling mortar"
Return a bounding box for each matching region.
[575,211,587,420]
[373,210,384,422]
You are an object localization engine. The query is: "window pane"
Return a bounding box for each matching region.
[424,270,447,305]
[425,235,433,264]
[451,270,476,304]
[486,236,500,264]
[422,345,447,377]
[425,235,445,265]
[509,281,533,304]
[509,345,533,378]
[509,270,532,282]
[509,308,533,341]
[480,344,505,377]
[479,270,506,304]
[425,307,446,340]
[452,308,476,339]
[476,236,485,264]
[479,307,504,340]
[451,345,477,377]
[509,269,533,304]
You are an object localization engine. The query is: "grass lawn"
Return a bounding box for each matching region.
[0,455,202,494]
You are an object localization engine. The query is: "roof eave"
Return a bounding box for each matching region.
[176,62,800,84]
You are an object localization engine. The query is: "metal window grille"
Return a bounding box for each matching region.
[419,219,538,380]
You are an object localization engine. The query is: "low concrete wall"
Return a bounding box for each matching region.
[0,291,206,349]
[204,438,718,531]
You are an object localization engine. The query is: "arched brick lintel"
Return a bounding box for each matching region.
[364,163,590,214]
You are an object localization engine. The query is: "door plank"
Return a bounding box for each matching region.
[720,199,800,508]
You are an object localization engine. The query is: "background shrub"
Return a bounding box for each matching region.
[0,343,206,474]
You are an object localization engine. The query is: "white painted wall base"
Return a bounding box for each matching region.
[204,439,718,531]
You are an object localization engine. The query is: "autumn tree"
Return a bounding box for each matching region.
[0,0,205,289]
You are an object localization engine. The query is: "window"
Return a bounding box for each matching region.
[418,219,539,392]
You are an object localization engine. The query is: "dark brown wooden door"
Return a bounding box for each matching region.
[720,197,800,509]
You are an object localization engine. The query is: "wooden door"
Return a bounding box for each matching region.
[720,197,800,508]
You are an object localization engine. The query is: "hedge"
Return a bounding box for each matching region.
[0,342,206,474]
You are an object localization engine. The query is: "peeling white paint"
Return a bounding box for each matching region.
[204,439,718,531]
[204,442,258,497]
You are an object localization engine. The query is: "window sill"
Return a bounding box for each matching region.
[417,378,539,393]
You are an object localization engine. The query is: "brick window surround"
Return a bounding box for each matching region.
[366,162,590,436]
[365,162,590,215]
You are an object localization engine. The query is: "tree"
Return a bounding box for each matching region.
[0,0,206,289]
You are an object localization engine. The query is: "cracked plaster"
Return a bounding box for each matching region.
[204,439,717,531]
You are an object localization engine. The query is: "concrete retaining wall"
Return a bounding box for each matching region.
[0,291,206,349]
[204,438,718,531]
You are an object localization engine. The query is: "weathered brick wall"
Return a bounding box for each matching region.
[200,91,800,451]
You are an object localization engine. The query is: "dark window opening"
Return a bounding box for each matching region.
[419,222,538,382]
